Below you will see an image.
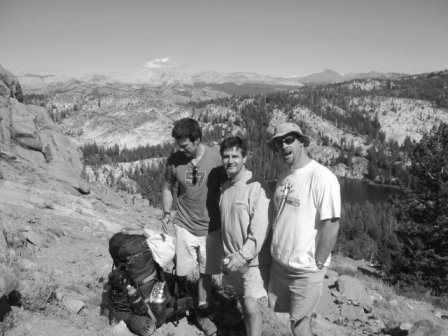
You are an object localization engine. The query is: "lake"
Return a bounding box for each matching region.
[268,178,401,204]
[339,178,401,204]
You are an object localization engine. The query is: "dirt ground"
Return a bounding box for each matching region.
[2,183,447,336]
[1,184,292,336]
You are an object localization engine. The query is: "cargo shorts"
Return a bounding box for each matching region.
[268,259,326,322]
[175,225,222,276]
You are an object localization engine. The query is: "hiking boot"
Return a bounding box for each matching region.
[194,307,217,336]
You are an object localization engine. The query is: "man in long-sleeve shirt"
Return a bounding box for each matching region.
[219,136,272,336]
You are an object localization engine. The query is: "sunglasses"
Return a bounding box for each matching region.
[274,136,296,149]
[192,166,199,185]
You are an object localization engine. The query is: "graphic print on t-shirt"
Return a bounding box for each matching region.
[275,182,300,208]
[285,195,300,207]
[185,170,206,187]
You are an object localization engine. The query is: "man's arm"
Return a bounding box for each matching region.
[239,183,271,261]
[161,180,175,233]
[226,183,271,271]
[162,180,174,213]
[315,218,340,266]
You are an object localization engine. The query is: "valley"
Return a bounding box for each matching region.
[1,65,448,335]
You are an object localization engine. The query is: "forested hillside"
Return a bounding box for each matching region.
[388,123,448,297]
[82,70,448,187]
[78,71,448,297]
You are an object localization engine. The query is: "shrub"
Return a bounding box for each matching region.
[19,271,58,311]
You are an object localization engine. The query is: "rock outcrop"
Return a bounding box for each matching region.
[0,65,92,325]
[0,66,159,335]
[0,65,23,102]
[0,65,89,195]
[312,257,448,336]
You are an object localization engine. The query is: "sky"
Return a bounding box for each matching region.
[1,0,448,78]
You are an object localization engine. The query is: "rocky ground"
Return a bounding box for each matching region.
[1,183,447,336]
[1,65,447,336]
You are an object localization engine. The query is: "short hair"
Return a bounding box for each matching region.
[220,136,247,157]
[172,118,202,142]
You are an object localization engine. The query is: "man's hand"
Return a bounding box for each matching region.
[315,218,340,268]
[161,212,175,235]
[223,252,247,272]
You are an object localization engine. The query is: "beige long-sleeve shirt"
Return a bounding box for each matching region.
[219,170,272,266]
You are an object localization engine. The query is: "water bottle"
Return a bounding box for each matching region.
[127,285,142,306]
[149,282,167,327]
[100,283,112,316]
[127,285,136,297]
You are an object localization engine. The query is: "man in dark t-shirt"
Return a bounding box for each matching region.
[162,118,224,336]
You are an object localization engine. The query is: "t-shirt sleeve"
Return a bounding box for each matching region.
[314,171,341,221]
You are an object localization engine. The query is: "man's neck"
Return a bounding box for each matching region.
[290,152,311,170]
[230,167,247,183]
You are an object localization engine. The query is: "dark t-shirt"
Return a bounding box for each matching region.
[165,145,225,236]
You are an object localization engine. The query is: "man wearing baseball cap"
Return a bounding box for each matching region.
[266,122,341,336]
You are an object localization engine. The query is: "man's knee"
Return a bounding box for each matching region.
[243,297,261,317]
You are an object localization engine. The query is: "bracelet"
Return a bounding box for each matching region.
[236,252,251,264]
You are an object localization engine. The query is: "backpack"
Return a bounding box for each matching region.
[109,232,158,286]
[103,231,193,333]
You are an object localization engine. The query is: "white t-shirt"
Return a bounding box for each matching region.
[271,160,341,272]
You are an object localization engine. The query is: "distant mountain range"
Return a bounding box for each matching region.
[297,69,404,84]
[11,67,418,150]
[17,68,406,90]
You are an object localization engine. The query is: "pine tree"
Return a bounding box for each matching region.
[391,122,448,295]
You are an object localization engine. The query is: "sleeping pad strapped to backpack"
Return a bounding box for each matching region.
[102,231,193,336]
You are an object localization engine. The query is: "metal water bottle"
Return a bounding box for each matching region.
[149,282,167,327]
[100,282,112,317]
[127,285,136,297]
[127,285,142,306]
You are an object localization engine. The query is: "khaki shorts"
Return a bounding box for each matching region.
[175,225,222,276]
[268,260,325,322]
[222,265,269,299]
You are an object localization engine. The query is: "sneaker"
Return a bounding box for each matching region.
[195,308,217,336]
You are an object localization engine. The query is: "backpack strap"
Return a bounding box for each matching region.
[146,303,157,323]
[171,264,181,326]
[126,250,145,265]
[139,289,157,322]
[172,295,179,327]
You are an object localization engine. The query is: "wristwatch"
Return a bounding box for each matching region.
[316,260,325,269]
